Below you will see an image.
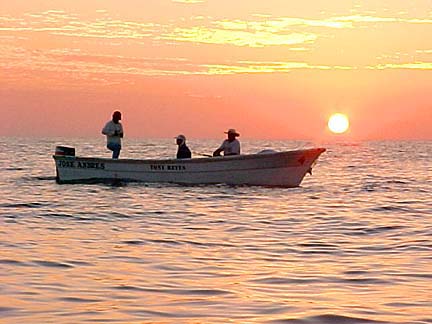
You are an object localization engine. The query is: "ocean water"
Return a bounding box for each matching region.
[0,137,431,324]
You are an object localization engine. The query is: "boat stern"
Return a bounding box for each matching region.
[53,146,76,183]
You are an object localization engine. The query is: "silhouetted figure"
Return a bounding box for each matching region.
[175,134,192,159]
[213,129,241,156]
[102,111,123,159]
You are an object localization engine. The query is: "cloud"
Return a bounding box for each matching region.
[1,9,431,84]
[0,11,319,47]
[1,10,431,49]
[209,14,432,34]
[333,15,432,25]
[1,43,431,88]
[159,14,432,47]
[0,43,355,78]
[203,61,353,74]
[161,27,317,47]
[172,0,204,3]
[416,49,432,54]
[369,62,432,70]
[216,17,351,31]
[0,11,158,40]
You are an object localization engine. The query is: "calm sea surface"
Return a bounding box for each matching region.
[0,137,431,324]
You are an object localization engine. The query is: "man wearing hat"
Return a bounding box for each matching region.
[213,129,241,157]
[175,134,192,159]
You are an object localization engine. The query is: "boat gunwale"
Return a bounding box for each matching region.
[53,148,326,165]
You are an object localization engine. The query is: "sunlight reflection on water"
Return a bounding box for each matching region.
[0,138,431,323]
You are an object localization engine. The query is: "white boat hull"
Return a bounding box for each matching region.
[53,148,325,187]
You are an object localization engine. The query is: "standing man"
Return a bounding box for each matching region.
[175,134,192,159]
[213,129,241,156]
[102,111,124,159]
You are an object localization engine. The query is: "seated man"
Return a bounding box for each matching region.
[175,134,192,159]
[213,129,240,156]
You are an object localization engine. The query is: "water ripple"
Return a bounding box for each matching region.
[113,285,232,296]
[0,139,430,324]
[32,260,74,268]
[269,314,389,323]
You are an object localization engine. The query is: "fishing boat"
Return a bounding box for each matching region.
[53,146,325,187]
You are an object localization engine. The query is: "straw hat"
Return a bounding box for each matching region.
[224,129,240,137]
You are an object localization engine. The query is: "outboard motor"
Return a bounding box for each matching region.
[55,146,75,156]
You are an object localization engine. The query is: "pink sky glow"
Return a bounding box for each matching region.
[1,0,431,140]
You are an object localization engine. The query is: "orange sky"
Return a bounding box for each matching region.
[1,0,431,140]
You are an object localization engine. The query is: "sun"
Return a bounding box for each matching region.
[328,113,350,134]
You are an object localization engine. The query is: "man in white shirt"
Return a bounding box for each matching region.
[213,129,241,156]
[102,111,124,159]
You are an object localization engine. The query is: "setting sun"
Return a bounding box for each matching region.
[328,113,350,134]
